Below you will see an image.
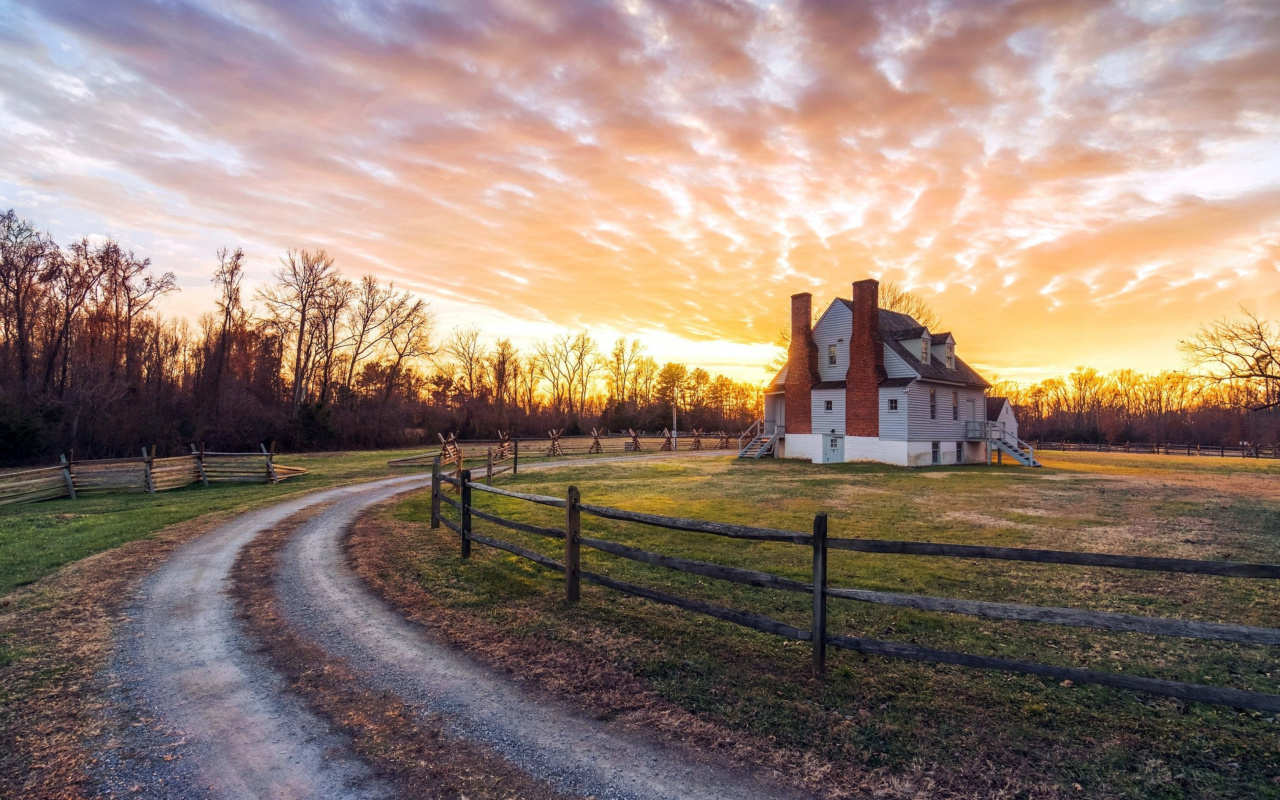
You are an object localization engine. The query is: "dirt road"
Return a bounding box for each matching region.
[100,458,804,799]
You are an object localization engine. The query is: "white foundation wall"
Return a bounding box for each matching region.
[842,437,909,466]
[781,433,824,463]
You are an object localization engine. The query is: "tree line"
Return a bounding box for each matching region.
[0,210,762,465]
[992,313,1279,446]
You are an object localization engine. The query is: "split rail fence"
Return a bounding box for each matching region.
[431,463,1280,713]
[1034,441,1280,459]
[0,444,305,506]
[388,430,735,471]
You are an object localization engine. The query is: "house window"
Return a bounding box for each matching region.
[952,391,959,420]
[830,437,839,450]
[824,400,833,411]
[929,388,937,419]
[920,339,929,362]
[946,344,955,369]
[956,442,964,463]
[931,441,940,465]
[887,398,898,411]
[828,344,837,366]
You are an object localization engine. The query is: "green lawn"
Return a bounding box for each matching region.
[383,452,1280,798]
[0,448,421,596]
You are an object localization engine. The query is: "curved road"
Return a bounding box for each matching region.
[102,459,806,800]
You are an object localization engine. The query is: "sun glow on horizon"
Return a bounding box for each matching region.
[0,0,1277,385]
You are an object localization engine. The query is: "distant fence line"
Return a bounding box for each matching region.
[0,444,306,506]
[1034,441,1280,459]
[387,429,735,472]
[431,463,1280,713]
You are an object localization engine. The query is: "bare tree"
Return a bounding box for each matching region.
[879,281,940,330]
[206,247,245,415]
[257,249,339,415]
[342,275,393,395]
[534,334,575,414]
[444,326,489,398]
[567,331,600,415]
[380,295,435,415]
[489,338,519,412]
[1181,309,1280,411]
[0,210,55,395]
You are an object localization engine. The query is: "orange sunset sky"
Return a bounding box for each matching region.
[1,0,1277,384]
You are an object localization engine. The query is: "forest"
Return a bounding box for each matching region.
[2,208,1276,465]
[0,210,761,465]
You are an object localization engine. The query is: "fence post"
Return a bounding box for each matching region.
[431,457,441,529]
[460,469,472,559]
[195,441,209,487]
[486,448,493,485]
[565,486,581,602]
[142,446,156,494]
[263,442,279,483]
[513,439,519,475]
[811,512,828,678]
[60,454,76,500]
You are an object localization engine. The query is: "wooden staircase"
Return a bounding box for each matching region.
[969,421,1040,467]
[738,420,778,459]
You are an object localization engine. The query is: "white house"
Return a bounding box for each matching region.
[986,397,1019,440]
[745,279,1038,467]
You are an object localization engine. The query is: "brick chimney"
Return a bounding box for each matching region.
[785,293,818,435]
[846,279,883,437]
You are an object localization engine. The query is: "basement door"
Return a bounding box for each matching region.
[823,435,844,463]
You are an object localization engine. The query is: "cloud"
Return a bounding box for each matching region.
[0,0,1278,381]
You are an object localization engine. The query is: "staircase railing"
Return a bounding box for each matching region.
[739,419,762,453]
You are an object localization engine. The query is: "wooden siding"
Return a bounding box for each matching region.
[906,382,986,442]
[811,388,845,435]
[812,301,851,383]
[878,387,909,441]
[883,346,916,379]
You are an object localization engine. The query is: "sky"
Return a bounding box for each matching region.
[1,0,1278,384]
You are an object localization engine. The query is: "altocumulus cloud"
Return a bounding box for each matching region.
[1,0,1278,378]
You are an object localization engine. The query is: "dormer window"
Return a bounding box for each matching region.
[946,344,955,369]
[920,339,929,362]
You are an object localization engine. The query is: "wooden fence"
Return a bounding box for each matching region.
[388,430,734,470]
[0,444,305,506]
[430,464,1280,712]
[1034,441,1280,458]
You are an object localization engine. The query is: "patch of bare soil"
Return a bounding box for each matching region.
[0,514,230,799]
[230,509,572,800]
[942,511,1034,530]
[348,513,1067,800]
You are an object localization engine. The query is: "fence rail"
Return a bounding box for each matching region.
[1034,440,1280,458]
[389,431,736,470]
[429,463,1280,713]
[0,443,305,506]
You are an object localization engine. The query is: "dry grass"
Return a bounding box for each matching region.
[0,513,232,799]
[349,512,1073,800]
[353,454,1280,799]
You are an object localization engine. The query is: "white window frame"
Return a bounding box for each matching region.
[887,398,898,411]
[824,399,833,411]
[827,344,837,366]
[946,344,955,369]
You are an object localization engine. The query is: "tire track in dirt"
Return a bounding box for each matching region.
[102,476,427,799]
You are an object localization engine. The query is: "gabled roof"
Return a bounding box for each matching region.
[777,301,990,391]
[873,307,989,389]
[987,396,1009,420]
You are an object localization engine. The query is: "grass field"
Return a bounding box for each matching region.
[377,451,1280,798]
[0,448,421,596]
